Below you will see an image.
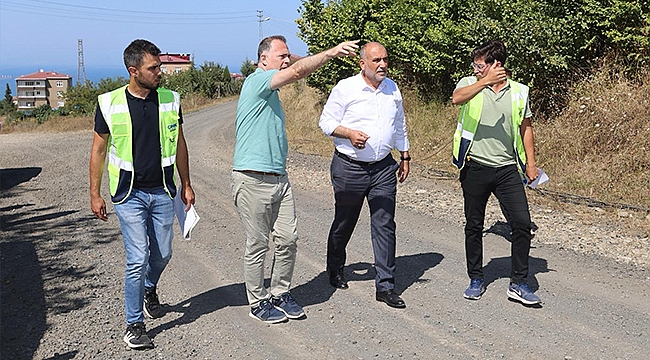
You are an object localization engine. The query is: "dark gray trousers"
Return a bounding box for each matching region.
[326,152,400,292]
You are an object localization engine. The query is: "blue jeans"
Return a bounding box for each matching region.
[114,187,174,325]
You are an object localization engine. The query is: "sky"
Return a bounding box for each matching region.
[0,0,310,91]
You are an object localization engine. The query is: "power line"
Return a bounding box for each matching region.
[1,5,256,25]
[23,0,252,16]
[1,2,257,24]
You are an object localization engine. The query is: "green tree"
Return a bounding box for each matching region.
[240,57,256,77]
[223,66,231,83]
[161,65,198,97]
[63,76,127,116]
[297,0,650,115]
[0,83,17,115]
[33,104,52,124]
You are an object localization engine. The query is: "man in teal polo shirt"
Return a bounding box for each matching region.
[451,40,541,306]
[231,35,359,323]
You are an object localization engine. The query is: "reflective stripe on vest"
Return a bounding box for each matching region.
[98,85,180,204]
[452,78,528,173]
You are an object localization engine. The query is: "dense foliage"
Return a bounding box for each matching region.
[297,0,649,115]
[63,77,128,116]
[161,61,242,99]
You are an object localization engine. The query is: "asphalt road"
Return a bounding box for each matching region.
[1,100,648,359]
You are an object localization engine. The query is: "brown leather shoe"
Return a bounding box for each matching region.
[376,289,406,308]
[328,268,348,290]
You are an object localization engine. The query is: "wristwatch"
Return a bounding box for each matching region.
[400,155,411,161]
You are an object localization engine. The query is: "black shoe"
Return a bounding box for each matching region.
[123,322,154,350]
[328,268,348,290]
[376,289,406,308]
[143,286,164,319]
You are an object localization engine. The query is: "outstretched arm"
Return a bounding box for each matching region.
[270,40,360,90]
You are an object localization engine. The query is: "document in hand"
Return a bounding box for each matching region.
[174,187,200,240]
[526,168,549,189]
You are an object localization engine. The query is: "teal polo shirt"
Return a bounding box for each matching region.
[233,68,288,174]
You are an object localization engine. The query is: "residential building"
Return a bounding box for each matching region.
[159,53,192,74]
[15,70,72,110]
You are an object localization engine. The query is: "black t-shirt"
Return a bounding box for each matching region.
[94,88,183,189]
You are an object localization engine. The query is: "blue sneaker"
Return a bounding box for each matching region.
[507,282,541,305]
[271,292,305,319]
[249,299,287,324]
[463,278,486,300]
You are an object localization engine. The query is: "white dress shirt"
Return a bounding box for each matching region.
[319,72,410,162]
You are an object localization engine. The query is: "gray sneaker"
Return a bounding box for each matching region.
[143,286,164,319]
[507,282,541,305]
[463,278,486,300]
[249,299,288,324]
[123,322,154,350]
[271,292,305,319]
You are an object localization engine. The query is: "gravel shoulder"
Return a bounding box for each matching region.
[1,100,648,359]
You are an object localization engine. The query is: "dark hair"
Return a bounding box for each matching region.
[123,39,161,70]
[257,35,287,62]
[471,40,507,66]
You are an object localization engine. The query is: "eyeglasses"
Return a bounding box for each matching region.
[471,62,487,71]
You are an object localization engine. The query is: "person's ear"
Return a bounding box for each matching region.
[128,66,138,77]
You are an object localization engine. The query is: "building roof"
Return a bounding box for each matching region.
[17,69,72,80]
[159,53,191,64]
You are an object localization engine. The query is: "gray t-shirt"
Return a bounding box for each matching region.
[455,77,532,167]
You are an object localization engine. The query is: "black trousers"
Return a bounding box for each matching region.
[326,152,400,292]
[460,160,531,283]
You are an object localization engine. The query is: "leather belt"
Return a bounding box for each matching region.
[335,149,381,165]
[235,169,283,176]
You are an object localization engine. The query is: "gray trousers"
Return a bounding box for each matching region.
[326,152,400,292]
[231,171,298,307]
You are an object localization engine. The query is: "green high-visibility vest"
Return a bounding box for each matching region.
[98,85,180,204]
[452,78,528,173]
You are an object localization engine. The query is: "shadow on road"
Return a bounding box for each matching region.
[0,241,46,360]
[151,252,444,336]
[1,202,121,359]
[150,282,248,338]
[483,255,553,292]
[0,167,41,190]
[292,252,444,307]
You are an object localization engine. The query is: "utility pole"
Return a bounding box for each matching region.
[77,39,86,86]
[257,10,270,41]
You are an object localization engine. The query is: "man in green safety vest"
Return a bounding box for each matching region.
[89,39,195,349]
[451,40,541,306]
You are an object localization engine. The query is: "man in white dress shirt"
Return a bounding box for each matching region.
[319,41,410,308]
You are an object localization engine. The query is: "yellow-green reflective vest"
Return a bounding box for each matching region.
[98,85,180,204]
[452,78,528,173]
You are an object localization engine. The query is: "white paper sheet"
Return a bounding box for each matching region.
[526,168,549,189]
[174,187,199,240]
